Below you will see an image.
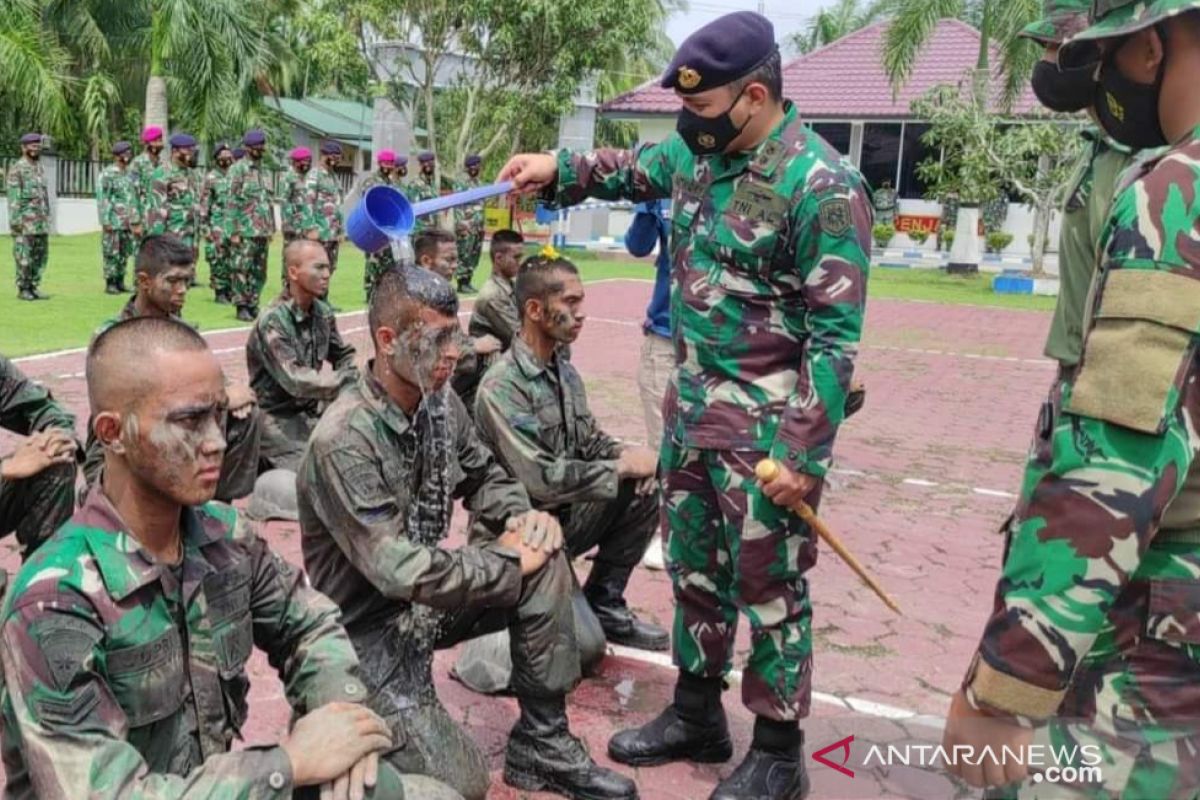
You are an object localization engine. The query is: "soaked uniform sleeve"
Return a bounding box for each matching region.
[257,317,345,402]
[767,181,872,478]
[0,355,76,436]
[965,154,1200,723]
[449,391,533,534]
[548,139,681,208]
[474,369,619,507]
[236,519,367,712]
[1,591,294,799]
[325,316,358,374]
[474,291,520,350]
[304,429,522,610]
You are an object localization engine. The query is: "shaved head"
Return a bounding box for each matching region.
[87,317,210,413]
[284,238,327,269]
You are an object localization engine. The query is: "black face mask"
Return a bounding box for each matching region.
[1093,26,1170,150]
[676,86,751,156]
[1031,59,1096,113]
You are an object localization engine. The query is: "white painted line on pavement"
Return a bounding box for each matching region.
[607,644,943,731]
[903,478,939,488]
[830,465,1016,502]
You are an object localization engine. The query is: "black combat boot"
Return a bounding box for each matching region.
[608,671,733,767]
[457,280,478,295]
[709,719,809,800]
[30,287,49,300]
[235,305,255,322]
[504,695,639,800]
[116,277,129,293]
[583,563,669,651]
[17,288,35,301]
[214,290,230,305]
[105,279,121,295]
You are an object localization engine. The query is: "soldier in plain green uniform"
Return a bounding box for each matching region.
[96,141,143,295]
[6,133,51,301]
[200,142,237,304]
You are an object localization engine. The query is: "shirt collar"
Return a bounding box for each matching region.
[511,336,559,380]
[707,101,799,182]
[76,485,228,602]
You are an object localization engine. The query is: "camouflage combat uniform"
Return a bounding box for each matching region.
[0,355,77,568]
[298,371,580,800]
[963,97,1200,800]
[5,157,50,294]
[475,337,657,570]
[81,301,263,503]
[0,487,417,799]
[545,101,872,721]
[277,165,308,274]
[245,294,357,473]
[200,164,236,296]
[127,151,161,232]
[225,158,276,310]
[452,175,485,286]
[299,166,344,275]
[410,173,443,234]
[871,184,897,226]
[95,163,141,285]
[147,161,201,259]
[355,170,399,298]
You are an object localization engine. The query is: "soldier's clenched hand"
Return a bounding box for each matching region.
[759,462,816,508]
[498,153,558,193]
[941,689,1032,788]
[282,703,392,788]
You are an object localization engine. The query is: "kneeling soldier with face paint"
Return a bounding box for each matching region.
[298,267,640,800]
[473,250,668,652]
[0,316,465,799]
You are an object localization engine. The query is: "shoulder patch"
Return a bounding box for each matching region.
[818,197,852,237]
[37,616,102,691]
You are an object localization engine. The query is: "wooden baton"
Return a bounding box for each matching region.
[755,459,902,615]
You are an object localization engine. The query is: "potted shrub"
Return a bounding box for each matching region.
[908,229,930,249]
[873,222,896,250]
[985,231,1014,254]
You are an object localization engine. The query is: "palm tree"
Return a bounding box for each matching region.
[878,0,1040,109]
[0,0,74,134]
[792,0,889,54]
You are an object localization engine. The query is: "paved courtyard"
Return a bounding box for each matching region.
[3,278,1056,799]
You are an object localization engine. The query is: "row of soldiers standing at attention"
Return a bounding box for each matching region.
[9,124,489,315]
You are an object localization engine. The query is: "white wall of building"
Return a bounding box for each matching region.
[0,198,102,235]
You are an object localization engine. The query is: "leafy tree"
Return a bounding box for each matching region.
[791,0,889,54]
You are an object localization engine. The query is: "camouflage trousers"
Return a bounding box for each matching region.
[454,229,483,284]
[0,460,76,562]
[364,246,397,300]
[663,442,819,722]
[231,236,269,308]
[321,240,340,275]
[12,234,48,290]
[350,548,580,800]
[101,229,137,283]
[204,235,235,295]
[83,406,260,503]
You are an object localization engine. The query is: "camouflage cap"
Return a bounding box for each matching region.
[1063,0,1200,60]
[1020,0,1092,43]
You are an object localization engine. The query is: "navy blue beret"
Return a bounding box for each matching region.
[465,154,482,168]
[662,11,777,95]
[170,133,196,148]
[19,133,41,145]
[232,147,246,158]
[243,129,266,146]
[112,141,132,156]
[320,140,342,156]
[418,151,435,163]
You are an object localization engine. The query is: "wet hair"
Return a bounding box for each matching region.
[491,229,524,248]
[136,234,195,278]
[368,266,459,347]
[413,229,457,263]
[283,238,327,270]
[87,317,209,412]
[732,49,783,103]
[515,254,580,319]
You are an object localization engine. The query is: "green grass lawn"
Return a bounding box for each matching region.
[0,233,1052,357]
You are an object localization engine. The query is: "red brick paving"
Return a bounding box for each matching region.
[2,280,1056,798]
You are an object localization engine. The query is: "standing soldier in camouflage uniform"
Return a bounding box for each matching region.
[0,316,460,800]
[452,154,486,295]
[200,142,236,304]
[278,146,312,276]
[501,12,872,798]
[872,179,897,226]
[357,149,402,300]
[6,133,51,301]
[96,141,142,295]
[147,133,201,265]
[246,240,357,474]
[411,151,444,234]
[298,266,638,800]
[226,129,276,322]
[300,141,345,282]
[474,253,668,652]
[938,190,960,251]
[942,3,1200,796]
[127,125,165,230]
[0,354,78,574]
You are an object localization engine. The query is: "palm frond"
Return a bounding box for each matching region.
[881,0,964,95]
